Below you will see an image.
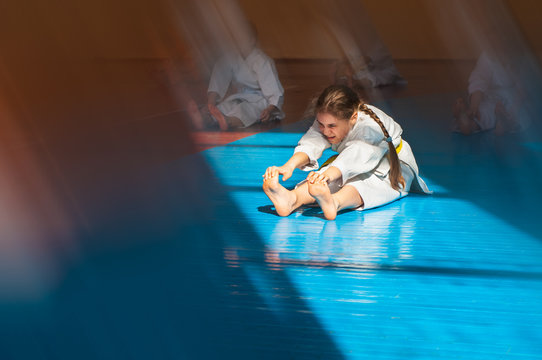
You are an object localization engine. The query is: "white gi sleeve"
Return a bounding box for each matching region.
[293,120,330,171]
[330,140,388,185]
[254,56,284,108]
[468,53,492,94]
[208,56,234,100]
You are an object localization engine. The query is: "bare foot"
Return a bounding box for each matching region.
[263,174,295,217]
[308,180,337,220]
[208,104,229,131]
[187,100,204,130]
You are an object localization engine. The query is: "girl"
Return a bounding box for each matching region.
[262,85,430,220]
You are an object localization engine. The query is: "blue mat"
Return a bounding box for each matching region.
[198,93,542,358]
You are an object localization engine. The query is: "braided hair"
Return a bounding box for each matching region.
[358,103,405,190]
[315,85,405,190]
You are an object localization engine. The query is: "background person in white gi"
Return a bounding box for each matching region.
[304,0,405,90]
[452,50,529,135]
[450,18,535,137]
[190,24,284,131]
[263,85,430,220]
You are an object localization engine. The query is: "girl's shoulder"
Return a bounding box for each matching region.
[358,105,395,127]
[356,104,403,140]
[349,116,384,143]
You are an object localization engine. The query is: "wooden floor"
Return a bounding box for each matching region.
[276,59,475,124]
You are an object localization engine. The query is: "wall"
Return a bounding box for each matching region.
[241,0,542,60]
[1,0,539,64]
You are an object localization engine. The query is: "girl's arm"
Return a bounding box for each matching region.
[264,152,310,181]
[306,166,342,184]
[294,121,331,171]
[282,152,310,174]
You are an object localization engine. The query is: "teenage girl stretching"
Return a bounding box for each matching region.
[263,85,430,220]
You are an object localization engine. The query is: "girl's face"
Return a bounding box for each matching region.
[316,112,357,144]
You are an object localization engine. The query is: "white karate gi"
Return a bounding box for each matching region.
[208,48,284,127]
[468,52,527,131]
[294,105,431,210]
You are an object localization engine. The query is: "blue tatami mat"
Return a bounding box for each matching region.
[196,93,542,358]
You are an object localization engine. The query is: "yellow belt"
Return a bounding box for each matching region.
[395,139,403,153]
[319,154,338,169]
[318,139,403,170]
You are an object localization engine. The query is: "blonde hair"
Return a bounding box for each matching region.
[315,85,405,190]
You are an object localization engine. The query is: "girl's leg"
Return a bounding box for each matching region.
[308,182,363,220]
[263,176,316,217]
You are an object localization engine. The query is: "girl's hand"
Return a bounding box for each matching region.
[263,165,294,181]
[306,171,329,184]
